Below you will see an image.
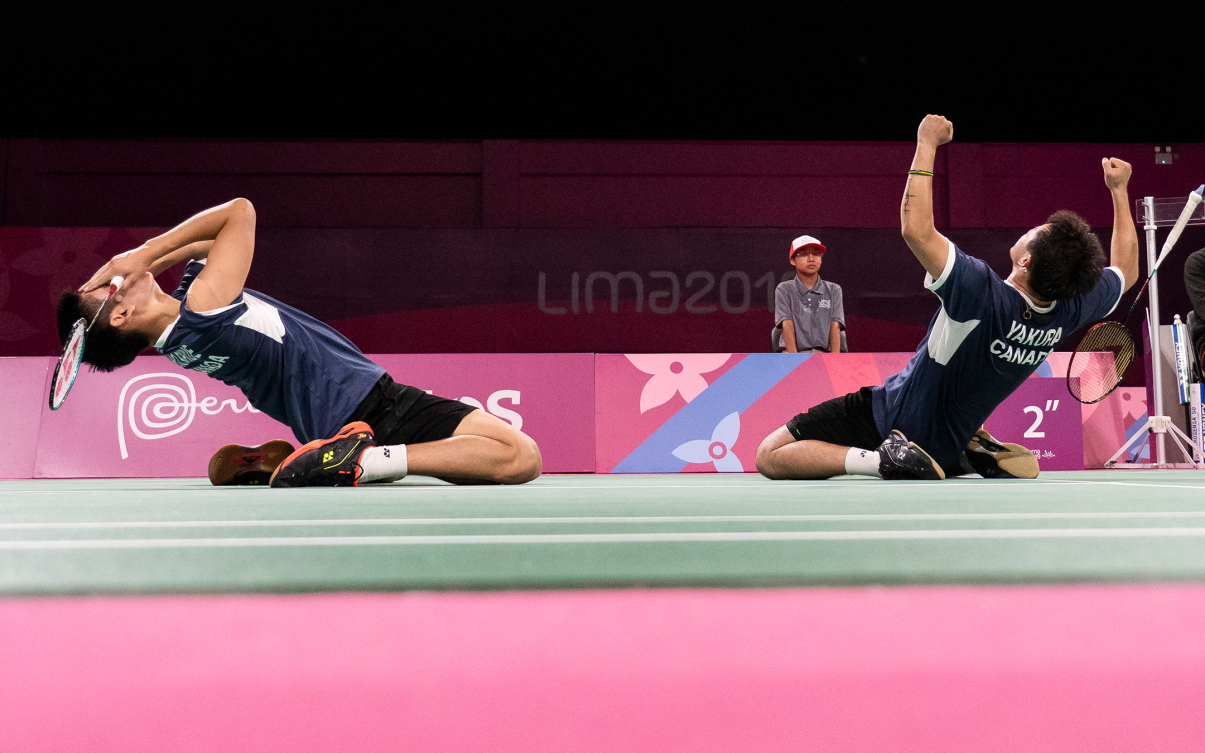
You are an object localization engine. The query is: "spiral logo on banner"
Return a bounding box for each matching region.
[117,373,258,459]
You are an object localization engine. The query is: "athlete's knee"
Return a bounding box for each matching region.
[496,433,543,484]
[756,433,788,480]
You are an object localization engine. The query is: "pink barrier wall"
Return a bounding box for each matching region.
[2,353,1146,479]
[596,353,1143,474]
[371,354,596,473]
[12,354,595,479]
[2,354,1147,481]
[0,358,50,479]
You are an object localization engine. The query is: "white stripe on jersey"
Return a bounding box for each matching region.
[926,308,980,366]
[235,293,286,343]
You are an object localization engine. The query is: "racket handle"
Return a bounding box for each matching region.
[1154,185,1205,271]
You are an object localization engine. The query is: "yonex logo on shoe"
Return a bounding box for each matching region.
[323,451,334,462]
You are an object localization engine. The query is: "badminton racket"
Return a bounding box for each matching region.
[1067,185,1204,404]
[49,276,124,410]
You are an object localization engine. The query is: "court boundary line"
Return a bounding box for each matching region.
[5,478,1205,493]
[8,511,1205,530]
[9,527,1205,549]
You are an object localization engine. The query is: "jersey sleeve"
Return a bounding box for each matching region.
[924,240,994,321]
[830,283,845,326]
[161,292,249,373]
[169,259,207,302]
[774,282,792,327]
[1074,266,1125,329]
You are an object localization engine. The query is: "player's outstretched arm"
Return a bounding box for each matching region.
[901,115,953,279]
[1103,158,1139,291]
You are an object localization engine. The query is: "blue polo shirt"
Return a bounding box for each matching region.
[872,241,1124,468]
[155,261,384,443]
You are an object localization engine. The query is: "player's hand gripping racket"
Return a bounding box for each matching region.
[1067,185,1204,404]
[49,276,124,410]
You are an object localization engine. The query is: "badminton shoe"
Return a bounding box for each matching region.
[876,430,945,480]
[269,422,376,488]
[962,429,1039,479]
[208,440,296,486]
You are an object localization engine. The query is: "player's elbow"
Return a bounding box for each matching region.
[901,226,930,247]
[229,197,256,220]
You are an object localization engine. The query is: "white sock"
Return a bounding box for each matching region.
[358,444,408,482]
[844,447,882,477]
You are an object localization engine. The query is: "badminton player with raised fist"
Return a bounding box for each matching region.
[59,199,542,487]
[756,116,1140,481]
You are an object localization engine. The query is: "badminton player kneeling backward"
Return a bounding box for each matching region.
[60,199,542,487]
[756,115,1141,481]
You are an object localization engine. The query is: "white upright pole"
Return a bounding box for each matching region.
[1145,196,1167,466]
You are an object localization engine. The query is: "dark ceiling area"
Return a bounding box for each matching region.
[0,3,1199,143]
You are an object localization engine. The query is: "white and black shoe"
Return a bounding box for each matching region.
[962,429,1039,479]
[877,430,945,481]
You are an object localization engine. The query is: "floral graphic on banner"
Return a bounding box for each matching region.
[625,353,731,413]
[671,411,743,472]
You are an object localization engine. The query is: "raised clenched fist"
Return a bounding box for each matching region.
[917,115,953,148]
[1102,157,1132,191]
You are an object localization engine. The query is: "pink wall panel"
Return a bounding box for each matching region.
[19,353,594,479]
[0,353,1148,479]
[0,358,50,479]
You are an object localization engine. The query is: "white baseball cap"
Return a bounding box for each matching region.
[790,235,826,261]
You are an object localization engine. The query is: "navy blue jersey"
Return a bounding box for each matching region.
[155,261,384,443]
[871,241,1124,468]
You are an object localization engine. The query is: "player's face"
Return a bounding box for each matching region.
[792,249,823,276]
[87,271,161,328]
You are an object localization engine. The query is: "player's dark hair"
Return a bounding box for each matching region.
[56,291,149,372]
[1026,210,1106,301]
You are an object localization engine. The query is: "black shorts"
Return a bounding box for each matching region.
[785,387,884,451]
[346,373,477,446]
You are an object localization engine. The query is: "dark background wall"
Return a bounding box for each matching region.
[4,139,1202,229]
[1,139,1202,363]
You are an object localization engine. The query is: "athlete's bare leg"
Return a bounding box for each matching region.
[755,426,850,480]
[406,409,542,484]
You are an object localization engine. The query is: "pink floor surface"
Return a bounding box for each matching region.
[3,586,1205,752]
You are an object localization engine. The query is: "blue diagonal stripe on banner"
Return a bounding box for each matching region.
[612,353,811,473]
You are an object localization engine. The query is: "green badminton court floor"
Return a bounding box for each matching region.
[4,472,1205,595]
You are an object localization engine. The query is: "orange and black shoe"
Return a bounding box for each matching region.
[208,440,296,486]
[268,422,376,488]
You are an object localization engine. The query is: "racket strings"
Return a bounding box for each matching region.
[50,277,122,410]
[1068,322,1135,403]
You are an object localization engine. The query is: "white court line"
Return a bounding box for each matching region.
[1062,481,1205,491]
[6,479,1205,493]
[7,511,1205,530]
[7,528,1205,550]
